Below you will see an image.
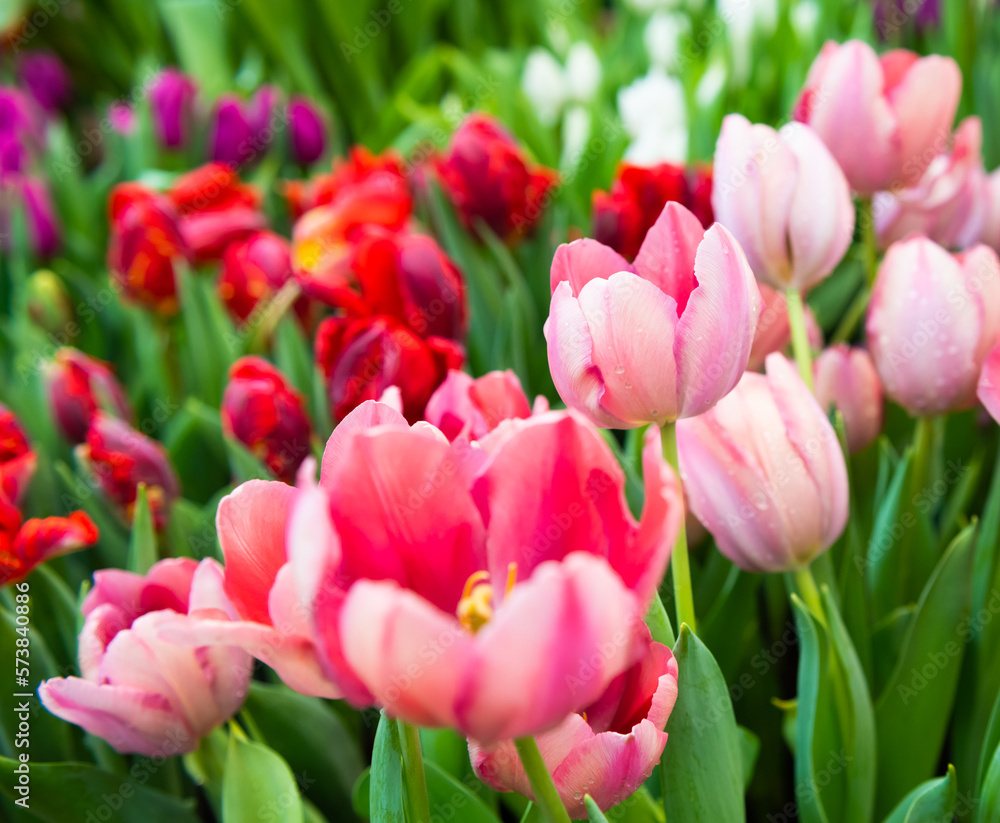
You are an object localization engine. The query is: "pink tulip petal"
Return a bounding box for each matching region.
[978,343,1000,424]
[633,202,703,313]
[216,480,295,624]
[674,224,761,417]
[83,558,198,620]
[550,239,634,295]
[78,603,129,681]
[320,399,408,483]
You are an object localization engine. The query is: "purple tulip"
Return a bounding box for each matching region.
[17,51,72,113]
[149,69,197,149]
[208,95,254,168]
[288,96,327,165]
[1,175,61,258]
[108,102,136,136]
[0,87,44,146]
[247,84,280,151]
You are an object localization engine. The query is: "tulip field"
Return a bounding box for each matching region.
[3,0,1000,821]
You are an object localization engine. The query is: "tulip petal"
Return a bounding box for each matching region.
[979,342,1000,424]
[550,239,634,294]
[320,399,408,483]
[674,224,760,417]
[633,202,703,313]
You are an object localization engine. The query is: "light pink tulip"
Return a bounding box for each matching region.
[713,115,854,292]
[867,236,1000,415]
[978,342,1000,424]
[677,354,849,573]
[38,559,251,756]
[813,345,884,453]
[544,202,762,428]
[979,169,1000,252]
[794,40,962,195]
[156,479,340,698]
[469,627,678,817]
[875,117,987,250]
[749,283,824,372]
[283,401,681,744]
[424,369,548,441]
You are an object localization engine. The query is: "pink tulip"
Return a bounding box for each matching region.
[867,236,1000,415]
[875,117,987,250]
[978,342,1000,424]
[749,283,823,372]
[713,115,854,292]
[281,401,681,744]
[157,480,340,698]
[677,354,849,573]
[794,40,962,195]
[424,369,548,441]
[813,345,884,453]
[469,627,678,817]
[978,169,1000,252]
[39,559,251,756]
[545,202,762,428]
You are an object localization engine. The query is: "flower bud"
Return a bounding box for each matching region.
[813,344,884,453]
[288,96,327,166]
[149,68,197,150]
[45,348,133,444]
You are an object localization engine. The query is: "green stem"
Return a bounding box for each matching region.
[794,564,824,619]
[832,197,878,343]
[397,720,432,823]
[786,288,814,390]
[909,416,935,503]
[644,590,676,648]
[661,422,696,633]
[861,196,877,287]
[514,737,572,823]
[831,285,871,344]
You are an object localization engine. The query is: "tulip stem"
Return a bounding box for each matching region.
[397,720,432,823]
[786,288,814,391]
[794,565,824,619]
[514,736,572,823]
[661,422,696,634]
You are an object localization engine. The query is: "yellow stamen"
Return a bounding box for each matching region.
[462,570,490,601]
[505,562,518,597]
[457,571,493,634]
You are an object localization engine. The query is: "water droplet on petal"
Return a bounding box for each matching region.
[614,364,625,374]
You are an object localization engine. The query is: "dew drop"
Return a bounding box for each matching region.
[614,364,625,374]
[624,381,632,389]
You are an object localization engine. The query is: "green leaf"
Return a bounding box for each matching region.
[738,726,761,790]
[874,526,976,818]
[222,732,303,823]
[585,795,611,822]
[224,436,273,482]
[370,711,406,823]
[176,265,236,407]
[425,761,498,822]
[881,766,957,823]
[156,0,232,98]
[980,743,1000,823]
[866,452,912,620]
[127,484,158,574]
[660,626,746,823]
[0,759,199,822]
[243,682,364,821]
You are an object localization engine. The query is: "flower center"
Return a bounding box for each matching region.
[456,563,517,634]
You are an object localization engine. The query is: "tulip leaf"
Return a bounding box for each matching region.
[585,795,611,822]
[880,766,957,823]
[370,711,406,823]
[874,525,976,818]
[866,451,912,620]
[224,436,273,483]
[222,732,303,823]
[978,691,1000,802]
[738,726,761,790]
[155,0,232,99]
[126,483,158,575]
[242,682,364,821]
[176,265,236,408]
[0,758,200,822]
[425,760,499,822]
[660,626,746,823]
[979,743,1000,823]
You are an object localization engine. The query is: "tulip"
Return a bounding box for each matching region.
[867,236,1000,415]
[107,183,189,314]
[2,175,61,258]
[283,146,411,220]
[0,87,44,148]
[813,344,884,453]
[712,115,854,292]
[315,314,464,424]
[470,627,678,817]
[749,284,823,372]
[978,342,1000,424]
[545,201,762,428]
[280,403,681,743]
[0,403,36,507]
[26,269,74,336]
[0,493,98,586]
[208,94,254,168]
[149,69,197,150]
[39,558,252,756]
[874,117,987,250]
[980,170,1000,252]
[677,353,849,573]
[81,414,181,530]
[617,70,688,166]
[793,40,961,195]
[167,163,267,262]
[246,85,280,152]
[45,348,132,443]
[157,479,340,697]
[592,162,714,261]
[288,96,327,166]
[217,230,295,323]
[16,51,71,113]
[435,114,557,240]
[424,369,547,441]
[221,357,312,483]
[108,102,136,136]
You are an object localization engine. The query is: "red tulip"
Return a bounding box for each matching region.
[315,314,463,424]
[217,230,296,323]
[436,114,557,240]
[107,183,190,314]
[167,163,266,262]
[221,357,312,483]
[45,348,132,444]
[0,493,98,586]
[0,403,36,507]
